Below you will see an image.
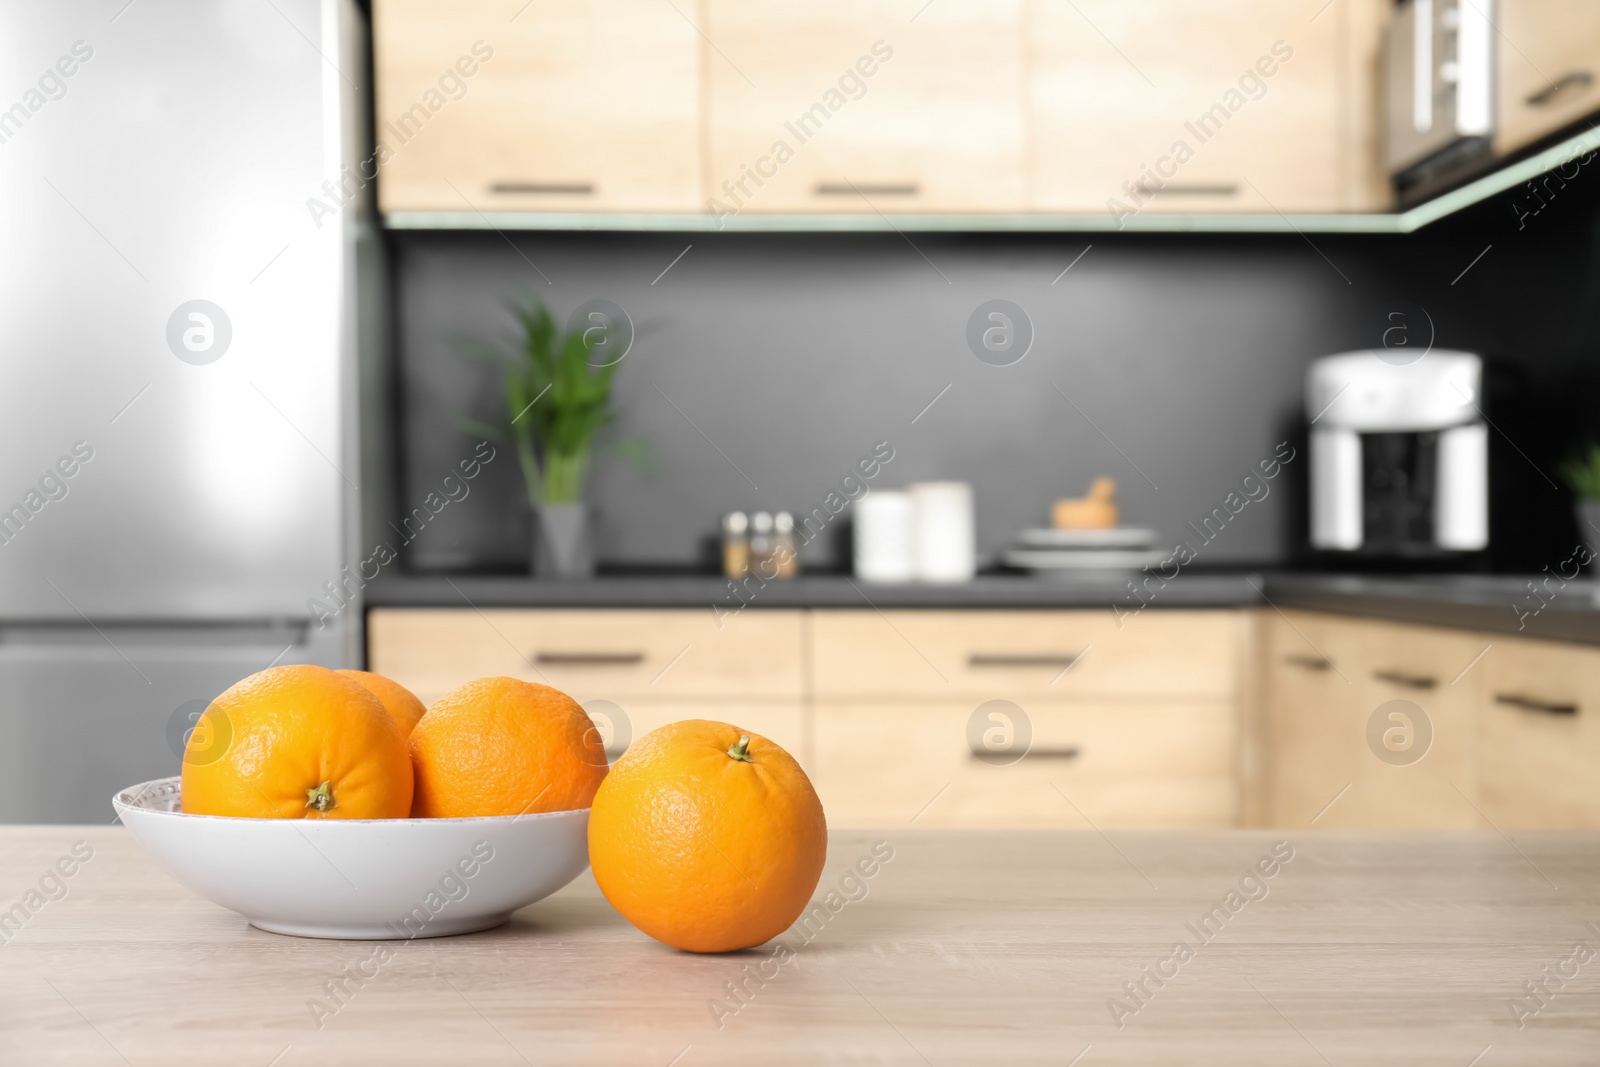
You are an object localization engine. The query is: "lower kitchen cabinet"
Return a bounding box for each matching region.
[1263,612,1483,829]
[366,607,804,706]
[811,701,1236,830]
[369,604,1244,830]
[368,603,1600,830]
[365,607,808,766]
[1262,611,1600,830]
[1349,621,1484,829]
[809,609,1242,699]
[1261,610,1367,827]
[1478,637,1600,828]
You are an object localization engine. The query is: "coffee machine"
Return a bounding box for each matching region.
[1307,351,1488,558]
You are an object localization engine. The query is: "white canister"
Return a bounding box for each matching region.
[910,481,975,583]
[853,491,915,583]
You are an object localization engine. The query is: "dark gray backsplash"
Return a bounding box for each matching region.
[384,185,1600,574]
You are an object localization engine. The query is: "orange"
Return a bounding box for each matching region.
[180,664,413,819]
[338,669,427,736]
[408,676,606,818]
[587,720,827,953]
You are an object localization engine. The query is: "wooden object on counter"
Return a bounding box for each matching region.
[1052,477,1118,529]
[4,827,1598,1065]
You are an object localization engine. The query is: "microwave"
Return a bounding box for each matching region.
[1385,0,1495,193]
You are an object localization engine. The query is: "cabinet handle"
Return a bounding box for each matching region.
[490,182,596,195]
[969,743,1080,760]
[1494,693,1578,716]
[967,652,1082,668]
[1143,182,1240,197]
[1284,654,1333,671]
[1526,71,1594,107]
[812,182,919,197]
[1372,669,1437,690]
[533,651,645,666]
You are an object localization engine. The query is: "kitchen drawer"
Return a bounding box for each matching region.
[812,701,1235,829]
[585,700,808,770]
[1496,0,1600,155]
[808,610,1239,699]
[1478,637,1600,828]
[367,608,803,704]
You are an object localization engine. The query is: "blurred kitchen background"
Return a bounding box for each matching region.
[6,0,1600,827]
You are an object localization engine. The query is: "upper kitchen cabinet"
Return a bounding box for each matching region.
[1029,0,1389,214]
[702,0,1027,213]
[1496,0,1600,156]
[372,0,701,214]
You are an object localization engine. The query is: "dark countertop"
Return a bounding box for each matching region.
[365,570,1600,644]
[364,572,1268,611]
[1263,573,1600,645]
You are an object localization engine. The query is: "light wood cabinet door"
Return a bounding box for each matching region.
[1264,615,1486,828]
[373,0,701,214]
[1028,0,1384,214]
[703,0,1026,213]
[367,608,803,705]
[1346,622,1486,829]
[1497,0,1600,155]
[1478,638,1600,828]
[809,609,1240,700]
[812,701,1235,829]
[1262,611,1368,826]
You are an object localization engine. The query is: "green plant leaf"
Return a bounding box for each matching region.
[1562,443,1600,500]
[456,295,627,508]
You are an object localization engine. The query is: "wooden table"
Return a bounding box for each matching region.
[2,827,1598,1065]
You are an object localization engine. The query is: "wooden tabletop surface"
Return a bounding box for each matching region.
[2,826,1598,1065]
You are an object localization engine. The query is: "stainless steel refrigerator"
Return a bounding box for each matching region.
[0,0,375,822]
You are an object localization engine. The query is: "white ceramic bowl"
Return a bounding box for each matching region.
[113,777,591,940]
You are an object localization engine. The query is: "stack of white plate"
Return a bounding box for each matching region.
[1000,527,1165,575]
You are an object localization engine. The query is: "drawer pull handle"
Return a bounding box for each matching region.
[1494,693,1578,716]
[967,653,1082,668]
[969,743,1080,760]
[813,182,919,197]
[490,181,596,195]
[1284,654,1332,671]
[533,652,645,666]
[1372,669,1437,690]
[1142,182,1240,197]
[1526,70,1594,107]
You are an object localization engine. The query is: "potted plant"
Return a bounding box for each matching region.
[463,299,629,578]
[1560,443,1600,549]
